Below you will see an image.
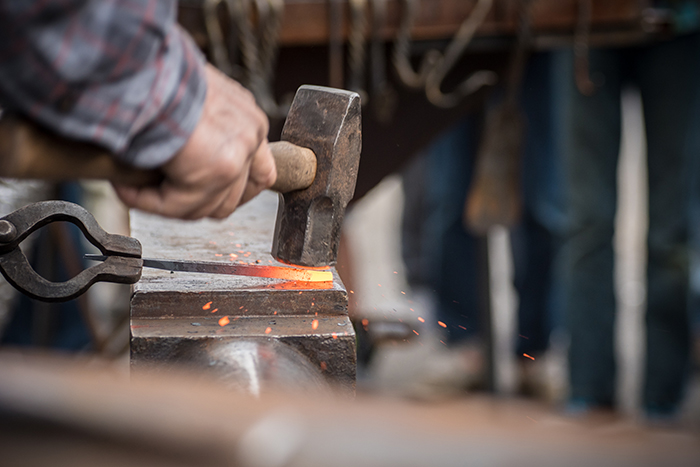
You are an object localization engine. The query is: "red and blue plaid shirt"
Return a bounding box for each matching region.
[0,0,206,168]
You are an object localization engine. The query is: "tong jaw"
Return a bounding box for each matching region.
[0,201,142,302]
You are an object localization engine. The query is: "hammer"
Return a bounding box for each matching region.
[0,85,362,268]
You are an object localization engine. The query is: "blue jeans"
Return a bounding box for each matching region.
[402,52,564,350]
[558,33,700,411]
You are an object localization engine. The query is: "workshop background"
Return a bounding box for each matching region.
[2,1,700,466]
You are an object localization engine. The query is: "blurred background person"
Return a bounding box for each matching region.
[556,0,700,420]
[399,51,565,398]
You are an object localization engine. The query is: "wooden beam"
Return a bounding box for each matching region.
[179,0,647,47]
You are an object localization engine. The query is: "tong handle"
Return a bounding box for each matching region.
[0,201,142,302]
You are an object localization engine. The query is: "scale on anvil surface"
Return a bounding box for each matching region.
[129,191,356,393]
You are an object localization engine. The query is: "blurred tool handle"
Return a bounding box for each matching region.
[0,116,162,186]
[0,116,316,193]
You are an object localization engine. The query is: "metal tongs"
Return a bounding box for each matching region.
[0,201,143,302]
[0,201,332,303]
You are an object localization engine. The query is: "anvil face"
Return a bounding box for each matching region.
[129,192,356,393]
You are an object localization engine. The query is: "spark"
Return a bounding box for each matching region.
[312,319,319,330]
[218,316,230,326]
[214,254,223,257]
[413,330,419,336]
[437,321,447,328]
[350,290,354,294]
[519,334,529,339]
[417,317,425,323]
[401,291,406,295]
[458,325,467,330]
[265,327,272,334]
[523,353,535,361]
[229,253,238,258]
[202,301,212,310]
[332,333,338,339]
[320,362,327,371]
[211,308,218,313]
[393,271,398,274]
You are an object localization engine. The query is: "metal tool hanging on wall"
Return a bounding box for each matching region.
[392,0,498,108]
[369,0,398,122]
[347,0,369,100]
[204,0,289,117]
[464,0,534,234]
[574,0,597,95]
[202,0,501,117]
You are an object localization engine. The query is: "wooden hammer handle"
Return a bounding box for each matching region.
[0,116,316,193]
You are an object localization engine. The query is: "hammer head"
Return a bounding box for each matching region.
[271,86,361,268]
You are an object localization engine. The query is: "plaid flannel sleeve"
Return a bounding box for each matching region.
[0,0,207,168]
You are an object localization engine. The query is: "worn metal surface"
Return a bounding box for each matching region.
[130,191,356,391]
[272,85,361,267]
[0,201,142,302]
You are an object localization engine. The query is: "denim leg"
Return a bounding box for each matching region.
[512,210,555,355]
[423,117,481,343]
[558,48,623,405]
[636,33,700,412]
[513,52,560,355]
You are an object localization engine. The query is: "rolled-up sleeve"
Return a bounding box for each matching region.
[0,0,207,168]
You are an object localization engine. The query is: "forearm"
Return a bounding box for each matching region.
[0,0,206,168]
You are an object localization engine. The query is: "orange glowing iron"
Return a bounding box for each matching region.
[85,255,333,282]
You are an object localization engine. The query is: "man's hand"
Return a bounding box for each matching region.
[113,64,276,220]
